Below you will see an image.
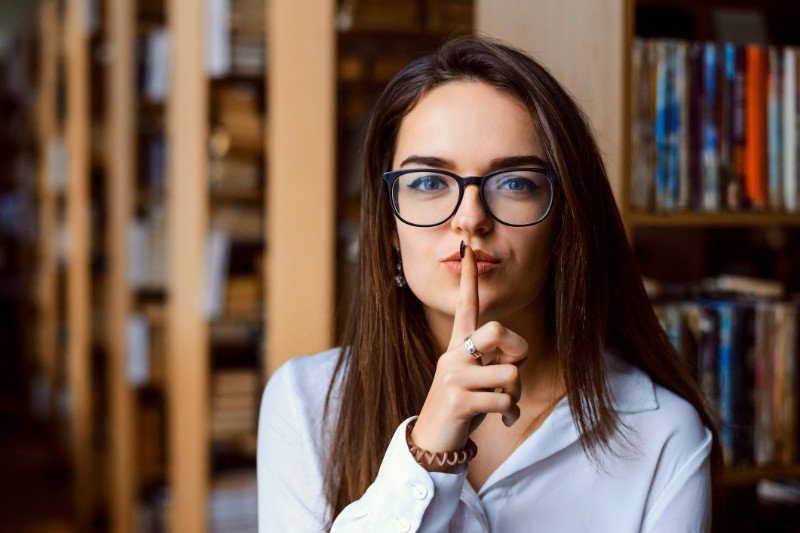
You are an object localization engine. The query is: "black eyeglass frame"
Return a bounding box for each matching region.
[382,167,557,228]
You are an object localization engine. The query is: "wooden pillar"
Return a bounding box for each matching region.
[166,0,209,531]
[266,0,337,375]
[107,0,137,531]
[64,0,93,526]
[475,0,633,213]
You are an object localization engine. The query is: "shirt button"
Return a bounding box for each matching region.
[412,485,428,500]
[396,518,411,532]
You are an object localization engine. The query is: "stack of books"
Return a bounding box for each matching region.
[230,0,265,77]
[630,38,799,213]
[652,276,798,467]
[208,471,258,533]
[210,369,260,442]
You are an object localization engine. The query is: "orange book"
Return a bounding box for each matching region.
[745,46,768,209]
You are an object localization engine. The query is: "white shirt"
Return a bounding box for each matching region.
[257,347,712,532]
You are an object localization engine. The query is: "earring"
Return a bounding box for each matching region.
[394,247,406,288]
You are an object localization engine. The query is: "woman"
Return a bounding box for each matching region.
[258,35,720,532]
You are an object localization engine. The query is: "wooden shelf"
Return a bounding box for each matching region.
[723,465,800,487]
[627,212,800,228]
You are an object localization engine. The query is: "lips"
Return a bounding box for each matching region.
[442,248,500,275]
[442,249,500,263]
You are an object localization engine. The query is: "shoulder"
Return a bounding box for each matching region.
[606,351,710,460]
[261,346,344,412]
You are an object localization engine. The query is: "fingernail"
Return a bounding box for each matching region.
[460,240,465,259]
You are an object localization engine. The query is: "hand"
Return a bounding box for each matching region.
[410,242,528,471]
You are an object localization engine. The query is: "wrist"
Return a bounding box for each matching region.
[406,419,477,473]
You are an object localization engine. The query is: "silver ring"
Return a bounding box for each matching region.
[463,336,483,359]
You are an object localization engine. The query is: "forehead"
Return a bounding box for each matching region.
[392,80,541,171]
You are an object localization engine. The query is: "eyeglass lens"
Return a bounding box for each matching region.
[390,170,552,226]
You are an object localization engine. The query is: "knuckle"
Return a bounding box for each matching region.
[496,395,513,412]
[487,320,505,337]
[503,364,519,383]
[440,371,457,387]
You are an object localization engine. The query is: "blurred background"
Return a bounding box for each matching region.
[0,0,799,532]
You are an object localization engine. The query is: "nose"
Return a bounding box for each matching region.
[450,184,493,235]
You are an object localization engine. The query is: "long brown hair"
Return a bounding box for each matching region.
[324,34,721,524]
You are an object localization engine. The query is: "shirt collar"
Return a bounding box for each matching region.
[474,350,658,495]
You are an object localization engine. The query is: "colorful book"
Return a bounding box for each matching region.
[784,48,798,212]
[655,41,669,211]
[767,47,783,211]
[745,45,768,209]
[702,43,720,211]
[731,46,747,210]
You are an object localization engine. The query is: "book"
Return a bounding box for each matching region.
[784,48,798,212]
[126,313,150,387]
[767,47,783,211]
[745,45,768,209]
[702,43,720,212]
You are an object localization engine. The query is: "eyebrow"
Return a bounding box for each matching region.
[398,154,549,171]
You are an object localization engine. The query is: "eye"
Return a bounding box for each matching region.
[407,174,448,191]
[496,175,541,192]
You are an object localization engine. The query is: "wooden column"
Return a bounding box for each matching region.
[166,0,209,531]
[475,0,633,212]
[64,0,93,526]
[266,0,337,375]
[107,0,136,531]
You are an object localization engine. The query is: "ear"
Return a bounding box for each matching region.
[391,232,399,249]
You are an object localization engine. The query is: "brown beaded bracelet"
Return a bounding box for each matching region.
[406,420,478,467]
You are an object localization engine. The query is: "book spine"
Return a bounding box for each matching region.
[690,43,705,210]
[668,43,682,210]
[717,302,736,466]
[745,46,768,209]
[703,43,719,211]
[754,304,775,465]
[655,42,668,211]
[767,47,783,211]
[721,44,735,210]
[678,42,691,211]
[731,46,747,210]
[784,48,798,212]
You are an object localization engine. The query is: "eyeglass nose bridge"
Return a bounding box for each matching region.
[451,175,492,222]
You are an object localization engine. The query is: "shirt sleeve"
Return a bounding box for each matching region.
[331,416,471,533]
[257,362,329,533]
[641,427,713,533]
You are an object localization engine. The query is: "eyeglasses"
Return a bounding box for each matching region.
[382,167,556,227]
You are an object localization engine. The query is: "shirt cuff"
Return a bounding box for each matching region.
[362,416,468,532]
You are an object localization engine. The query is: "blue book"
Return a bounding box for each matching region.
[655,42,668,211]
[702,43,720,211]
[667,43,681,210]
[716,302,736,466]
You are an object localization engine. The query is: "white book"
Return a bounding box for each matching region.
[206,0,232,78]
[127,220,148,289]
[126,314,150,387]
[784,48,798,212]
[203,228,232,319]
[145,28,172,103]
[46,137,68,194]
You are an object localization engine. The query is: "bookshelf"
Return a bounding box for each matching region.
[477,0,800,507]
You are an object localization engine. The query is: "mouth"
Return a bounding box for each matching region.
[441,249,500,275]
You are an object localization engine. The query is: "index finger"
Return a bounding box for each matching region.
[448,241,479,352]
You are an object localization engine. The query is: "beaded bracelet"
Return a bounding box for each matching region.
[406,420,478,467]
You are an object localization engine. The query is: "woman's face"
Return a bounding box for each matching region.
[391,80,559,335]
